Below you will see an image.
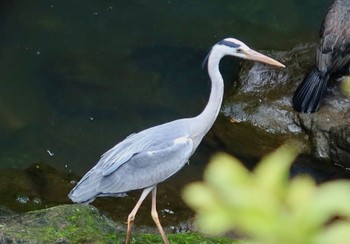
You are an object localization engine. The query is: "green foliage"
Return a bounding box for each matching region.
[183,144,350,244]
[341,77,350,97]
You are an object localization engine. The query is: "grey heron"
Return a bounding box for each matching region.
[68,38,285,244]
[293,0,350,113]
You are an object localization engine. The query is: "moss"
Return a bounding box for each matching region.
[128,233,236,244]
[0,204,237,243]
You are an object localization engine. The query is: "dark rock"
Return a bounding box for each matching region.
[330,125,350,169]
[0,206,14,217]
[216,44,350,172]
[0,162,74,213]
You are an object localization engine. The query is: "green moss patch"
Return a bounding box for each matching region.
[0,204,236,243]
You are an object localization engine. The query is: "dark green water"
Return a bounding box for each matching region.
[0,0,331,173]
[0,0,333,220]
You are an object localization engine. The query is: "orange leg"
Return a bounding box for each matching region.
[151,187,169,244]
[125,186,154,244]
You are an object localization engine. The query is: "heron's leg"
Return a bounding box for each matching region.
[151,187,169,244]
[126,186,154,244]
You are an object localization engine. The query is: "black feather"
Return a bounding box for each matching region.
[293,68,329,113]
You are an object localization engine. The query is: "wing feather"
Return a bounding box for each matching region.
[68,133,194,203]
[99,137,194,194]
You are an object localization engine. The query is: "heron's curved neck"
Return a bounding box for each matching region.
[192,50,224,137]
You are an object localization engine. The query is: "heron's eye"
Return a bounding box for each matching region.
[236,48,243,53]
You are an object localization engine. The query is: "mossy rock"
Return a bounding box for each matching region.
[0,204,236,243]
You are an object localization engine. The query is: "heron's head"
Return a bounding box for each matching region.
[206,37,285,68]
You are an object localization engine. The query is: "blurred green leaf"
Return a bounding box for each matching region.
[254,143,298,198]
[205,153,250,189]
[183,183,218,211]
[310,181,350,225]
[182,143,350,244]
[316,222,350,244]
[341,77,350,97]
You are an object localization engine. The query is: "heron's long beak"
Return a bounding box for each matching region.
[244,49,285,68]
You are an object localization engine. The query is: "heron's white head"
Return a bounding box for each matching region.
[204,37,285,68]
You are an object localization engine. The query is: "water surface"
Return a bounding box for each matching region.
[0,0,334,221]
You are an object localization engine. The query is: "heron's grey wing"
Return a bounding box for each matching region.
[99,137,194,193]
[68,132,157,203]
[99,131,158,176]
[69,136,193,203]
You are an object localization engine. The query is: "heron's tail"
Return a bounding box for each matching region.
[68,171,127,204]
[68,181,97,204]
[292,68,329,113]
[68,172,102,204]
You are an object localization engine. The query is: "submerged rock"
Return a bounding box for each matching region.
[0,162,75,213]
[216,43,350,173]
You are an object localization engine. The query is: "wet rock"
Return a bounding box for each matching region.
[0,206,14,216]
[0,204,123,243]
[330,125,350,169]
[0,204,233,243]
[216,44,350,172]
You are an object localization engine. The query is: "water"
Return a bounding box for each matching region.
[0,0,333,221]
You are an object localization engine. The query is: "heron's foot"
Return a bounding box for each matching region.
[151,210,169,244]
[125,215,135,244]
